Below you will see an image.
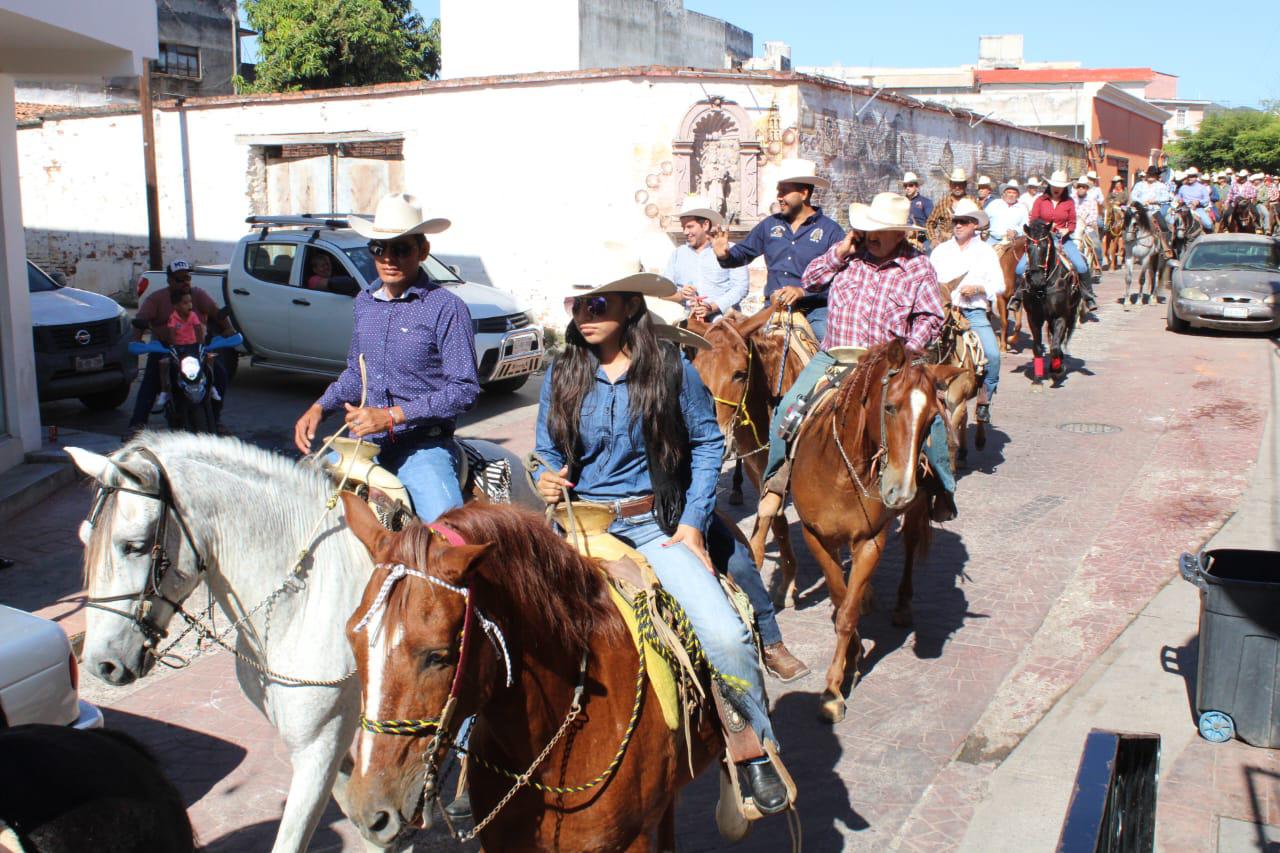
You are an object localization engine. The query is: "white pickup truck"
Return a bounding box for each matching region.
[139,215,543,392]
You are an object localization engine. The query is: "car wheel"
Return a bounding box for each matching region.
[1166,299,1191,333]
[482,375,531,394]
[78,384,131,411]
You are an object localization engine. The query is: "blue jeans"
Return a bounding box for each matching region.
[1258,204,1272,232]
[1191,208,1213,231]
[796,297,828,345]
[379,436,463,522]
[762,351,955,493]
[611,513,775,746]
[706,513,781,647]
[962,308,999,398]
[1015,235,1089,276]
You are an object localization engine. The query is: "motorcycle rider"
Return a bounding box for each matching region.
[125,259,234,438]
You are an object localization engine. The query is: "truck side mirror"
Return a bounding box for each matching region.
[447,264,461,277]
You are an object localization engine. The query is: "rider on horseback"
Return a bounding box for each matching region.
[757,192,952,522]
[930,199,1004,424]
[1011,171,1097,314]
[293,193,479,521]
[1176,168,1214,232]
[533,273,791,814]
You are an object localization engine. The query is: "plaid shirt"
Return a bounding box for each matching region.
[1228,181,1258,204]
[802,244,945,351]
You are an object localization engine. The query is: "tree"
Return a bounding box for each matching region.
[1167,109,1280,174]
[242,0,439,93]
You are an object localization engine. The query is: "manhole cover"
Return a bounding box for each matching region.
[1058,422,1121,435]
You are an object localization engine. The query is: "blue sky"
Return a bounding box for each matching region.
[411,0,1278,108]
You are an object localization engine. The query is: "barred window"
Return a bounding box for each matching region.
[155,44,200,79]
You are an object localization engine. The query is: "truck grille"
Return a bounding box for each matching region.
[37,320,116,352]
[473,313,532,334]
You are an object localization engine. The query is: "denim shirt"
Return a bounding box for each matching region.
[534,353,724,531]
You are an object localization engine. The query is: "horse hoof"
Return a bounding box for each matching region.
[819,691,847,724]
[891,608,913,628]
[1031,383,1045,394]
[728,490,744,507]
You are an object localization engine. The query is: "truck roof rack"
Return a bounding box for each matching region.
[244,214,364,239]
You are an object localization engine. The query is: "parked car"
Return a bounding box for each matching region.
[1168,234,1280,334]
[138,215,543,393]
[0,604,103,729]
[30,260,136,410]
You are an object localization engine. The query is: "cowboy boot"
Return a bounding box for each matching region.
[975,387,992,424]
[756,461,791,521]
[738,759,789,815]
[762,642,809,682]
[1006,279,1025,313]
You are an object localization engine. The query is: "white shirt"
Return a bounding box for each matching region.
[1086,185,1105,212]
[662,242,749,314]
[930,236,1005,311]
[1019,191,1041,209]
[985,198,1029,241]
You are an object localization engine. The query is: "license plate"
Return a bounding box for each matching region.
[1223,305,1249,319]
[494,354,540,379]
[75,354,104,372]
[508,335,537,355]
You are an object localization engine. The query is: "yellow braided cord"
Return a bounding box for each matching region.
[360,715,441,735]
[636,589,751,695]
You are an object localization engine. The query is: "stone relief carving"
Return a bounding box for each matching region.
[670,98,764,233]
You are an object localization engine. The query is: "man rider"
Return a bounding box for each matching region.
[713,158,844,342]
[1176,168,1214,231]
[986,182,1029,246]
[1130,165,1173,228]
[293,193,479,522]
[903,171,934,230]
[125,259,233,439]
[662,195,748,322]
[757,192,953,523]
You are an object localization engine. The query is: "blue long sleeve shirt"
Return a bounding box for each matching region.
[533,353,724,531]
[1177,182,1212,210]
[316,272,479,440]
[717,208,845,297]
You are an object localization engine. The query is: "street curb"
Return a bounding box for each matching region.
[0,462,76,525]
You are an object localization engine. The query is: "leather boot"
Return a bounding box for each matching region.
[975,387,991,424]
[762,642,810,682]
[756,462,790,520]
[738,759,790,815]
[444,790,472,821]
[929,481,958,523]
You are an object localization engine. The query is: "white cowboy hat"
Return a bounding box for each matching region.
[976,175,992,187]
[1172,170,1186,181]
[572,272,677,300]
[1185,166,1200,176]
[1237,169,1250,177]
[776,158,830,190]
[1110,175,1124,183]
[1086,170,1099,180]
[948,168,968,183]
[902,171,921,185]
[646,309,711,351]
[348,193,450,240]
[1045,170,1072,189]
[1002,179,1021,190]
[677,195,724,228]
[847,192,925,233]
[1074,175,1091,186]
[950,198,989,229]
[1026,176,1042,187]
[1251,173,1265,181]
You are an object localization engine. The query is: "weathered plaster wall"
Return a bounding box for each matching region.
[579,0,751,70]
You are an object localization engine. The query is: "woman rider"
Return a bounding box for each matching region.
[1012,169,1098,314]
[533,272,789,814]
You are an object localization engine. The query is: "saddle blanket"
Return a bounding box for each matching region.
[605,579,682,732]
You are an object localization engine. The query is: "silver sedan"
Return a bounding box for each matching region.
[1168,234,1280,334]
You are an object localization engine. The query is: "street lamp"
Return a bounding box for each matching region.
[1093,138,1110,163]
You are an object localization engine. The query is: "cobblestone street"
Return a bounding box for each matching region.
[5,270,1276,851]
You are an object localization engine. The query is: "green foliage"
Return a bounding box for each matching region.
[242,0,439,93]
[1167,109,1280,174]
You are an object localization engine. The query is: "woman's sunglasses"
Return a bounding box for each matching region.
[368,240,416,259]
[563,295,611,317]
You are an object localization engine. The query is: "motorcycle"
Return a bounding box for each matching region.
[128,333,243,433]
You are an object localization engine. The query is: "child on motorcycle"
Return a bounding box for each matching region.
[155,291,215,410]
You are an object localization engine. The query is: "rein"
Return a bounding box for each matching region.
[829,355,927,501]
[709,339,767,462]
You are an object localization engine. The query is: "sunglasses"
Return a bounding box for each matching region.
[563,295,611,317]
[171,274,192,284]
[368,240,417,259]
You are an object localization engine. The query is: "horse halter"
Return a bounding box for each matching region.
[84,448,206,650]
[708,340,766,460]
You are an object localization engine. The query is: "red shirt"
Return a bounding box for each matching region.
[1030,195,1076,234]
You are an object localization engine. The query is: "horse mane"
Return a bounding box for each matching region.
[388,504,625,657]
[1130,202,1152,232]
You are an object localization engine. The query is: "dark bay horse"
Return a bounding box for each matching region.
[688,304,807,605]
[1022,220,1082,388]
[1170,205,1206,258]
[1222,198,1261,234]
[786,340,956,723]
[339,496,725,851]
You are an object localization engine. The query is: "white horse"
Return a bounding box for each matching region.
[67,432,538,852]
[1122,203,1168,307]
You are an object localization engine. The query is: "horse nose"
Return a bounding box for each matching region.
[94,658,135,685]
[359,808,402,847]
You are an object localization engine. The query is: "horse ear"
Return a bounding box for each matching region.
[341,492,389,558]
[684,315,710,337]
[436,542,491,582]
[65,446,147,489]
[733,302,776,339]
[886,338,907,367]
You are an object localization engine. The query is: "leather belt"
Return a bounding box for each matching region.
[611,495,655,518]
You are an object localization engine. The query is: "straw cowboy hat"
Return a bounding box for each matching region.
[1074,175,1091,187]
[847,192,925,232]
[1251,173,1265,181]
[1237,169,1250,177]
[647,309,711,351]
[1045,170,1072,189]
[1185,166,1200,176]
[977,175,992,187]
[776,158,830,190]
[573,272,677,301]
[348,193,450,240]
[1086,170,1100,181]
[902,171,921,185]
[1110,175,1124,183]
[948,168,968,183]
[677,195,724,228]
[950,198,989,229]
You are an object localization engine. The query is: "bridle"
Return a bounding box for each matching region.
[84,448,205,650]
[831,355,930,501]
[708,338,767,462]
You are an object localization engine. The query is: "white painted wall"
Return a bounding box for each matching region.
[441,0,581,79]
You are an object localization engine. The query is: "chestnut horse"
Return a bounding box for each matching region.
[993,237,1027,351]
[787,340,955,723]
[934,276,986,468]
[1103,199,1127,271]
[339,497,724,851]
[687,304,808,605]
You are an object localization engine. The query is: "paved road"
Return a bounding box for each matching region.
[12,270,1275,850]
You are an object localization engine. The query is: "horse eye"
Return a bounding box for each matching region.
[884,404,897,416]
[732,370,748,382]
[120,541,148,556]
[420,648,451,670]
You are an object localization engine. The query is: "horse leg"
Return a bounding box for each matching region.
[729,459,744,506]
[949,386,969,468]
[657,801,677,853]
[892,502,930,627]
[271,720,353,853]
[1028,313,1045,389]
[771,514,799,608]
[801,523,847,610]
[820,530,887,724]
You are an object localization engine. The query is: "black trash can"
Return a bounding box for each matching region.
[1180,549,1280,747]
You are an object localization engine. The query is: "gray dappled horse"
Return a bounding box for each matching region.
[1122,204,1168,306]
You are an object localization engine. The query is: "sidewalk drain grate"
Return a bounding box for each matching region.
[1058,422,1121,435]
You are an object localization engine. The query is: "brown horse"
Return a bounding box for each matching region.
[786,340,956,723]
[993,236,1027,351]
[1222,198,1260,234]
[339,496,724,851]
[934,277,986,468]
[1103,199,1127,271]
[687,304,807,605]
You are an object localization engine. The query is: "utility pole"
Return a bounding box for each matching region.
[139,64,162,270]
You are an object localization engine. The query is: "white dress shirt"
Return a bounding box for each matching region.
[663,243,749,314]
[985,198,1029,241]
[930,235,1005,311]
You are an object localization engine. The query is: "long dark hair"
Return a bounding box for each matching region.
[546,295,684,473]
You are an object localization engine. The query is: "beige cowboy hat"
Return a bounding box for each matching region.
[647,310,711,351]
[677,195,724,228]
[847,192,925,232]
[1110,175,1124,183]
[950,198,989,229]
[1074,175,1091,187]
[776,158,830,190]
[948,167,968,183]
[1086,170,1099,181]
[1185,166,1200,176]
[1045,170,1072,189]
[1237,169,1249,177]
[573,272,677,300]
[977,175,992,187]
[1250,173,1265,181]
[348,193,450,240]
[1026,176,1042,187]
[1002,178,1020,189]
[902,170,921,185]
